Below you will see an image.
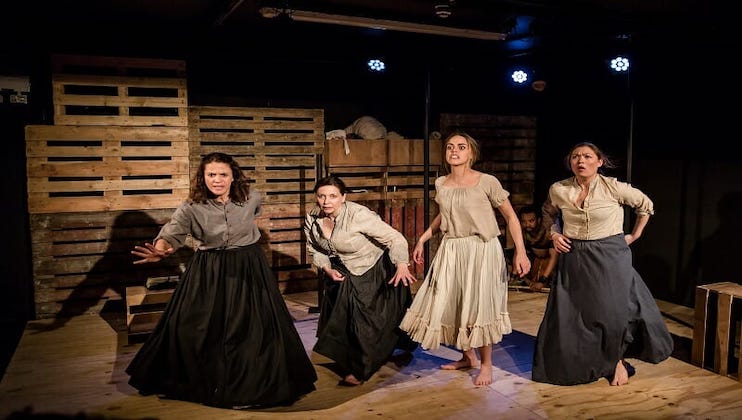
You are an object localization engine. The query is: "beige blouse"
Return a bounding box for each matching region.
[544,174,654,240]
[435,173,509,241]
[304,201,410,276]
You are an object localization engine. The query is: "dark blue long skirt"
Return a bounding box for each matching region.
[532,234,673,385]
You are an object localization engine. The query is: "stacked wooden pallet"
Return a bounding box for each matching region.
[26,55,190,328]
[189,106,325,292]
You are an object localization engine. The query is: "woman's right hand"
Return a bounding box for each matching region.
[552,233,572,253]
[132,242,174,264]
[324,267,346,282]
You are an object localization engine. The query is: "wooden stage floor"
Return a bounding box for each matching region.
[2,289,742,419]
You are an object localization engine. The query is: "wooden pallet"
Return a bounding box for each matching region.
[25,125,189,213]
[51,54,188,127]
[189,106,324,205]
[29,209,191,319]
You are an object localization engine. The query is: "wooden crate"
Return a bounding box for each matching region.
[325,138,441,167]
[325,138,387,166]
[189,106,324,205]
[692,282,742,381]
[325,138,441,203]
[51,54,188,127]
[25,125,190,213]
[388,138,442,166]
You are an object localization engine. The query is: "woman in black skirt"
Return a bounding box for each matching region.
[304,175,418,386]
[126,152,317,408]
[532,142,673,386]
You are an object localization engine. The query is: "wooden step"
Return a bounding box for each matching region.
[125,285,175,341]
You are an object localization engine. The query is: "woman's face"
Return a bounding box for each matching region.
[569,146,603,179]
[445,135,472,168]
[204,162,233,201]
[315,185,346,218]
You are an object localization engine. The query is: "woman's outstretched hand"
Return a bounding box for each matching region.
[132,242,174,264]
[389,263,417,287]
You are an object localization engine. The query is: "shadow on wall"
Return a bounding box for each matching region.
[27,211,193,334]
[678,191,742,307]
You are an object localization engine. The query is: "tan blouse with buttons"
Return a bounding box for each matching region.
[304,201,410,276]
[544,174,654,240]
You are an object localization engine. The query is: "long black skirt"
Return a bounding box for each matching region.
[314,252,417,381]
[126,244,317,408]
[531,234,673,385]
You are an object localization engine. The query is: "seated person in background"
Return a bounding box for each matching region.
[518,205,558,291]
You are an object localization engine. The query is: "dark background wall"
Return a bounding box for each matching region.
[1,12,738,328]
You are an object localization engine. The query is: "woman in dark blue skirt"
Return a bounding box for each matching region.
[126,152,316,408]
[532,143,673,386]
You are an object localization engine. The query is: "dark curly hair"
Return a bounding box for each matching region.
[190,152,251,203]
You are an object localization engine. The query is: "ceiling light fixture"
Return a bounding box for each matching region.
[258,7,507,41]
[434,4,452,19]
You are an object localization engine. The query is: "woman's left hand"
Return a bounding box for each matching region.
[388,263,417,287]
[624,234,636,245]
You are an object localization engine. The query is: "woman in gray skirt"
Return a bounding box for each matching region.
[532,142,673,386]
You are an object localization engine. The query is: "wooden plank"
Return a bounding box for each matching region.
[52,54,187,77]
[28,192,188,213]
[126,286,174,309]
[693,287,711,366]
[25,125,189,141]
[716,292,734,376]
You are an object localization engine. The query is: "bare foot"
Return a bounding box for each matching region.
[441,354,477,370]
[340,374,363,386]
[474,364,493,386]
[610,360,629,386]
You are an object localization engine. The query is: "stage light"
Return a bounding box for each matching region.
[511,70,528,84]
[610,56,630,72]
[368,59,386,72]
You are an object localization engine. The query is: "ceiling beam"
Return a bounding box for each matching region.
[259,7,508,41]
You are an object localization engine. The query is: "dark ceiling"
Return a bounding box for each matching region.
[4,0,730,60]
[2,0,733,135]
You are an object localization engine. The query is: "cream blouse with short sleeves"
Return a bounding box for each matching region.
[435,173,509,241]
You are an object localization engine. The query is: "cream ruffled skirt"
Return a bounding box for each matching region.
[400,235,512,350]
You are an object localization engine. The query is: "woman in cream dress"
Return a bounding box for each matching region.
[400,132,531,386]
